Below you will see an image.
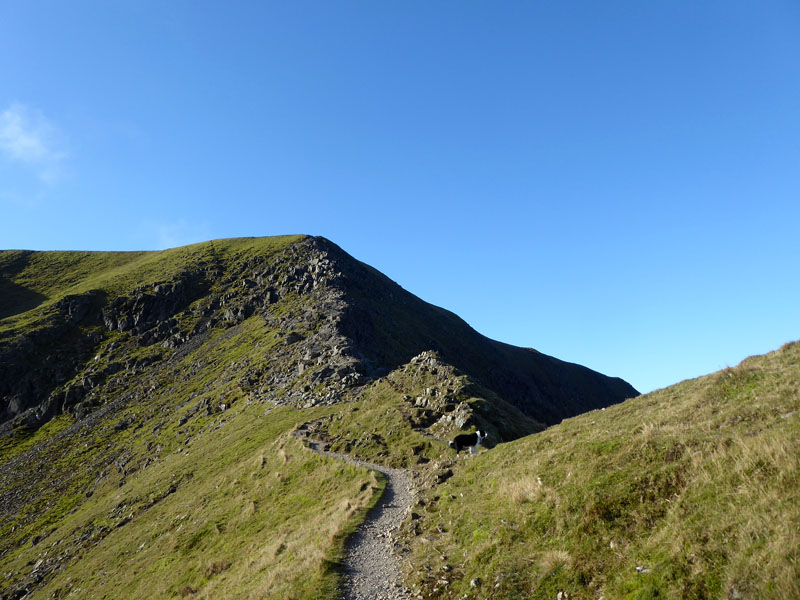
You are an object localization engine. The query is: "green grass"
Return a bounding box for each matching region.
[3,237,798,600]
[0,413,74,463]
[0,235,305,334]
[0,235,394,599]
[401,342,800,599]
[0,318,382,600]
[12,404,381,600]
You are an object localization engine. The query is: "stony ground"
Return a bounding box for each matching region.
[306,440,414,600]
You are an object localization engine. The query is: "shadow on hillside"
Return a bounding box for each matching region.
[0,251,47,321]
[0,278,46,321]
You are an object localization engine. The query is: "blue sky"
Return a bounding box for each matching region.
[2,1,799,393]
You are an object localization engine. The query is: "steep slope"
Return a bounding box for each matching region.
[0,235,636,434]
[0,235,636,599]
[316,237,637,425]
[400,341,800,599]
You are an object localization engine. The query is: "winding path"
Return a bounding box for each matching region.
[302,436,413,600]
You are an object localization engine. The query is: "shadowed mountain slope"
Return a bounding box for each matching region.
[320,238,637,425]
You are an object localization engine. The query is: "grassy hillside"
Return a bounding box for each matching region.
[401,342,800,599]
[0,236,540,599]
[0,301,384,599]
[2,403,382,600]
[3,236,794,600]
[0,236,310,426]
[0,236,304,334]
[5,336,796,599]
[1,236,392,599]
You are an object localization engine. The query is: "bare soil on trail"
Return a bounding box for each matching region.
[305,440,414,600]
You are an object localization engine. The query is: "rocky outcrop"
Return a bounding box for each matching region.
[0,291,106,427]
[289,237,639,425]
[102,270,209,345]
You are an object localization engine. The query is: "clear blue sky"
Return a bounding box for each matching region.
[2,1,799,393]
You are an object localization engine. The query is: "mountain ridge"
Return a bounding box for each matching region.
[0,234,638,599]
[0,235,637,434]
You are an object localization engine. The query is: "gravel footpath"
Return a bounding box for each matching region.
[306,440,413,600]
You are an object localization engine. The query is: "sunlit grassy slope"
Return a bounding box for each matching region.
[14,404,380,600]
[0,312,383,600]
[0,236,304,332]
[402,342,800,600]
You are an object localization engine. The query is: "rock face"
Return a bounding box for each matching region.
[0,290,106,426]
[307,238,638,424]
[0,236,637,435]
[102,272,206,335]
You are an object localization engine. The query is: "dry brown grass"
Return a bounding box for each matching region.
[504,477,543,503]
[536,550,572,576]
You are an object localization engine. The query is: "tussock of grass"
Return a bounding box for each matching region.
[536,549,572,577]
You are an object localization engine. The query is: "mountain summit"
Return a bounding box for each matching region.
[1,235,636,436]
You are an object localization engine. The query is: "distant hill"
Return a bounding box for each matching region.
[0,235,637,599]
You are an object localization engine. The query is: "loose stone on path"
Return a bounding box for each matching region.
[304,438,413,600]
